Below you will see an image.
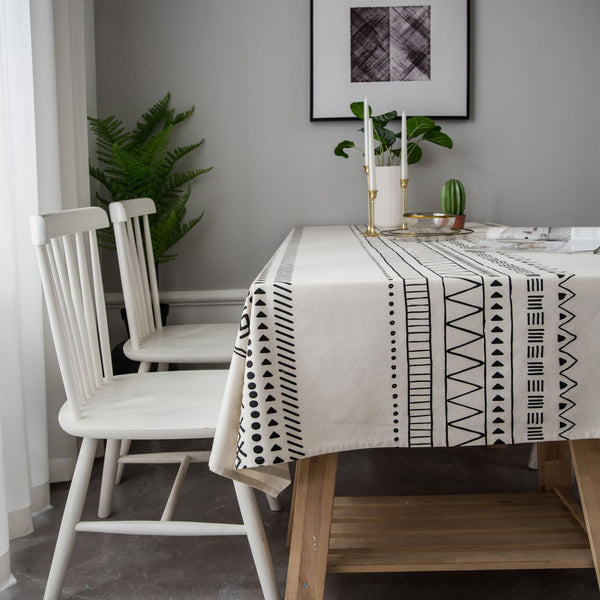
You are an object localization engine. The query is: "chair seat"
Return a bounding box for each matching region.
[58,370,228,440]
[122,323,238,364]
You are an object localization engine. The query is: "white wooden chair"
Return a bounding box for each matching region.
[109,197,238,372]
[31,207,280,600]
[107,198,282,511]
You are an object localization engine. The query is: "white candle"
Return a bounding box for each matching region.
[401,110,408,180]
[368,118,377,190]
[363,98,369,167]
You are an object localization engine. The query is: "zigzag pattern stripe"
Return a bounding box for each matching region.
[444,278,486,446]
[557,274,578,438]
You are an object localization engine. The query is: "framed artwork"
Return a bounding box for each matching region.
[310,0,470,120]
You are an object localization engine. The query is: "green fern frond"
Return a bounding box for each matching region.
[171,106,195,126]
[105,145,152,197]
[88,116,130,161]
[129,92,172,148]
[89,93,211,262]
[136,125,172,171]
[165,168,213,191]
[154,141,204,179]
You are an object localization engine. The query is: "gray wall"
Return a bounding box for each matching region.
[94,0,600,293]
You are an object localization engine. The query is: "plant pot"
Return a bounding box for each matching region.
[451,214,466,230]
[374,166,403,228]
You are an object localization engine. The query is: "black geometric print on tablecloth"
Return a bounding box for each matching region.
[237,286,293,468]
[386,242,489,446]
[451,242,539,278]
[233,293,251,359]
[272,282,303,460]
[236,229,304,469]
[233,232,301,468]
[526,277,546,441]
[350,6,431,82]
[387,282,404,445]
[453,242,581,441]
[496,255,579,439]
[235,291,260,469]
[557,274,577,438]
[352,228,409,445]
[443,277,486,446]
[368,238,582,447]
[403,278,433,446]
[273,229,304,459]
[234,294,252,468]
[357,231,435,446]
[485,277,513,445]
[377,240,499,447]
[351,226,396,280]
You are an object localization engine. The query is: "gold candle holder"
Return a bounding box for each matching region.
[364,189,379,237]
[362,164,379,237]
[400,178,409,230]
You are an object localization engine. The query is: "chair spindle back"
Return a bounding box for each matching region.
[109,198,162,351]
[30,207,112,418]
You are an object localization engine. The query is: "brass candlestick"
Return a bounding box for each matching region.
[364,189,379,237]
[362,164,379,237]
[400,178,409,230]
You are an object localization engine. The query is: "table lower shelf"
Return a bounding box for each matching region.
[327,491,593,573]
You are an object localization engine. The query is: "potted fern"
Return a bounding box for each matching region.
[88,92,212,263]
[89,93,212,372]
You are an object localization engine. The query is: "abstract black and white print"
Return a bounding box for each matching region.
[350,5,431,82]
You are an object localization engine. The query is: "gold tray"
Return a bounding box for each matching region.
[381,227,473,238]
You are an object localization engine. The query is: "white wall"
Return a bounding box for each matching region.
[93,0,600,296]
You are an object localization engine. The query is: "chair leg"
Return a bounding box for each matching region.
[114,439,132,486]
[234,481,281,600]
[528,443,539,470]
[98,439,120,518]
[265,492,283,511]
[44,437,98,600]
[109,360,153,489]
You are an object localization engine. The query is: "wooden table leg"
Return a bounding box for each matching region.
[285,453,338,600]
[570,439,600,589]
[537,441,572,491]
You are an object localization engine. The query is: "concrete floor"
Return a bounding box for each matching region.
[5,442,599,599]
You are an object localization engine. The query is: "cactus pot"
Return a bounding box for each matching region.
[452,214,466,229]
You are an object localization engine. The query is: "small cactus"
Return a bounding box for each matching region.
[441,179,466,215]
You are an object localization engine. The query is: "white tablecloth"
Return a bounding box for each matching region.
[209,225,600,494]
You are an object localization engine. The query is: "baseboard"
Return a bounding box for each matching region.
[105,288,248,308]
[105,288,247,341]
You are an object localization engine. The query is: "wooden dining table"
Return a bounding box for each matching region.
[209,224,600,599]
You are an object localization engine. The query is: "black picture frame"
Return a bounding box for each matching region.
[310,0,470,121]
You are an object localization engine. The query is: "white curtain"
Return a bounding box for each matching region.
[0,0,93,589]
